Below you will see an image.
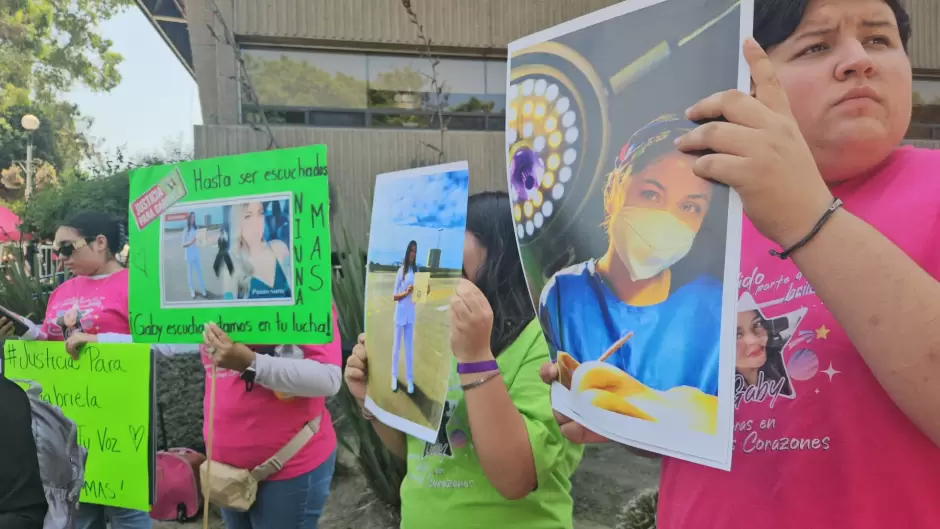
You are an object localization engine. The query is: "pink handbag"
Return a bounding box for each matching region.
[151,448,206,522]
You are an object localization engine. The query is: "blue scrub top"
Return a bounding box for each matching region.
[394,268,416,325]
[539,260,721,395]
[183,226,200,261]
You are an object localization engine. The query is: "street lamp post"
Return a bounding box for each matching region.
[21,114,40,200]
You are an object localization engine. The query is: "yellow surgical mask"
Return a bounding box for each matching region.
[610,207,696,281]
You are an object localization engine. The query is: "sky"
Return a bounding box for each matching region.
[367,168,469,269]
[65,7,202,160]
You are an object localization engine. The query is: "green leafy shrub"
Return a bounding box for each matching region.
[0,247,52,321]
[617,489,658,529]
[331,221,406,514]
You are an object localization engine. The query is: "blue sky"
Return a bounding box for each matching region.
[65,7,201,159]
[368,169,469,269]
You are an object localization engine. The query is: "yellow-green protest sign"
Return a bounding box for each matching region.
[2,340,154,511]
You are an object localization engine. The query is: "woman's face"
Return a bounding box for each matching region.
[462,232,487,284]
[621,152,713,232]
[241,202,265,244]
[408,245,417,262]
[736,310,768,371]
[53,226,107,276]
[766,0,912,183]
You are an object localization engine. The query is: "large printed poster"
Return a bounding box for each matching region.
[127,146,332,345]
[507,0,753,469]
[363,162,470,442]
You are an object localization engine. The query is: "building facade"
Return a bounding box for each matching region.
[139,0,940,245]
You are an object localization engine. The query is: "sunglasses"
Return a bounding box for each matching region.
[54,239,90,259]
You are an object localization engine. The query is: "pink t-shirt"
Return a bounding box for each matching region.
[200,305,342,481]
[659,146,940,528]
[40,268,131,339]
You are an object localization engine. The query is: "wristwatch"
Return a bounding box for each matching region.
[240,357,257,392]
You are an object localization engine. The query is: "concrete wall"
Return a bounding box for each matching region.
[189,0,940,127]
[189,0,940,251]
[904,0,940,72]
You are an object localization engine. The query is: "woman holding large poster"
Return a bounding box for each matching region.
[345,191,583,528]
[544,0,940,527]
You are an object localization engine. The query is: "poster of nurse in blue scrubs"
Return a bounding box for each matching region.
[506,0,754,470]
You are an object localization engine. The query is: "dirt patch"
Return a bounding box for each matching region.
[571,444,661,528]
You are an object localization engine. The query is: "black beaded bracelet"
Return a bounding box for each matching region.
[769,198,844,260]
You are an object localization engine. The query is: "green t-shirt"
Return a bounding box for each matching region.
[400,319,584,529]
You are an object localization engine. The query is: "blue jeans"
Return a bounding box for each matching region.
[75,504,152,529]
[186,255,207,295]
[220,450,336,529]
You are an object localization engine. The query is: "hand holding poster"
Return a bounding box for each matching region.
[128,145,332,344]
[363,162,470,442]
[507,0,753,470]
[2,340,154,510]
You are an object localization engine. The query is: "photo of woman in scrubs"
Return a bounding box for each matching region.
[392,240,419,394]
[539,115,724,396]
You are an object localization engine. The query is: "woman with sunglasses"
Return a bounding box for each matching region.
[16,211,153,529]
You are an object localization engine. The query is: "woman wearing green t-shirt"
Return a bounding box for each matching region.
[345,191,583,528]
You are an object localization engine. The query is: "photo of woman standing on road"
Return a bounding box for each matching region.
[229,200,293,301]
[392,240,422,394]
[182,212,208,299]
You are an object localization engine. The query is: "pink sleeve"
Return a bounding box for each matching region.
[38,283,64,340]
[299,304,342,367]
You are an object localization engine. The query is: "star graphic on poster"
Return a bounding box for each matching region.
[816,325,830,339]
[822,362,840,381]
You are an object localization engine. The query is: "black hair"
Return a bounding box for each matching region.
[187,212,197,229]
[401,240,418,276]
[61,211,126,256]
[737,310,794,396]
[754,0,911,51]
[465,191,535,356]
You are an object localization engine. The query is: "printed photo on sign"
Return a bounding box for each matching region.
[160,193,294,308]
[507,0,753,469]
[734,291,806,407]
[128,145,332,345]
[363,162,470,443]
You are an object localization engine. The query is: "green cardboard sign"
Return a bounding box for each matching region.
[2,340,154,511]
[127,145,332,344]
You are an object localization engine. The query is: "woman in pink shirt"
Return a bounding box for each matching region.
[196,196,343,529]
[32,211,152,529]
[197,317,342,529]
[542,1,940,528]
